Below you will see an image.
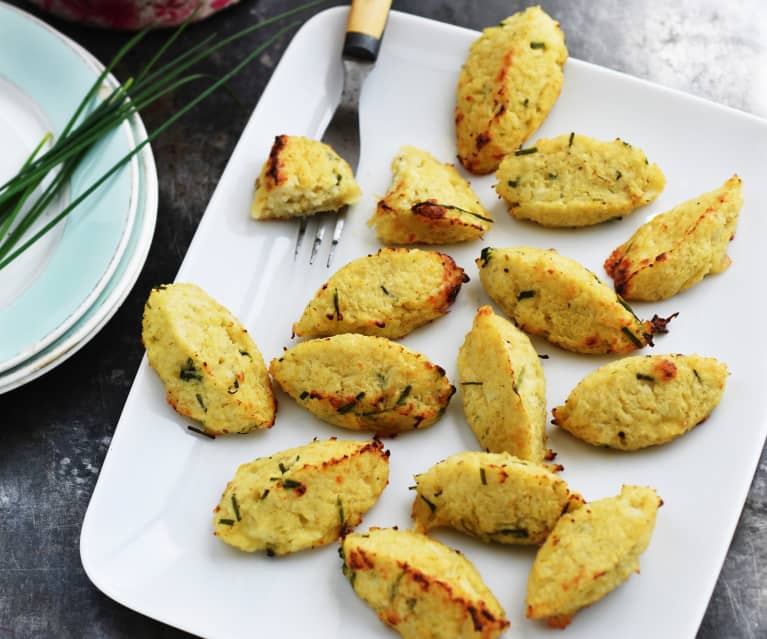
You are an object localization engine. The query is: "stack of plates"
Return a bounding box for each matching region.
[0,2,158,394]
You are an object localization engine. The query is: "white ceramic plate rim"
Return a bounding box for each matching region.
[81,8,767,639]
[0,1,140,373]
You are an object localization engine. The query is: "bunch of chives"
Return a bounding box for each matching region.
[0,1,323,271]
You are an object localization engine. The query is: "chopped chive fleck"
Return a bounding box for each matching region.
[333,288,341,320]
[517,290,535,300]
[239,349,251,358]
[300,390,310,400]
[496,528,529,538]
[396,385,412,406]
[279,462,288,474]
[514,146,538,156]
[636,373,655,382]
[337,400,358,414]
[617,295,641,321]
[187,425,215,439]
[196,393,207,412]
[693,369,703,383]
[507,178,519,188]
[515,366,526,390]
[461,381,483,386]
[479,246,494,266]
[420,495,436,513]
[282,479,302,489]
[530,41,546,49]
[615,169,623,180]
[218,518,235,526]
[227,379,240,395]
[459,208,494,223]
[380,285,390,296]
[568,132,575,147]
[621,327,644,348]
[337,496,345,526]
[538,353,549,359]
[260,489,270,500]
[480,467,487,485]
[179,358,202,381]
[522,97,529,107]
[231,495,241,521]
[356,391,366,401]
[335,173,342,185]
[390,571,405,601]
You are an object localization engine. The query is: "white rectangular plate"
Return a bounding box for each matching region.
[81,8,767,639]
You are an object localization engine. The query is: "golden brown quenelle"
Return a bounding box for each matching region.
[455,6,567,174]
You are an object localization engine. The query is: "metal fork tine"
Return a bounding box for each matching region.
[294,217,308,259]
[308,217,327,265]
[326,210,346,268]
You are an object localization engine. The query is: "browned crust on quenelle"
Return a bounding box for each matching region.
[603,245,631,294]
[264,134,288,187]
[436,251,471,310]
[308,439,389,472]
[346,558,509,635]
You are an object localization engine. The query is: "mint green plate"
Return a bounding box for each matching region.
[0,2,139,372]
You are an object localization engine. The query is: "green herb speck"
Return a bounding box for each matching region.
[480,467,487,485]
[479,247,494,266]
[336,402,356,414]
[231,495,241,521]
[333,288,341,320]
[617,295,641,321]
[396,385,412,406]
[390,571,405,601]
[517,290,535,301]
[179,358,202,381]
[621,327,644,348]
[515,366,526,390]
[420,495,436,513]
[187,425,214,439]
[495,528,529,538]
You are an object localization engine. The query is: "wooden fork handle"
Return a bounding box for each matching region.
[343,0,392,61]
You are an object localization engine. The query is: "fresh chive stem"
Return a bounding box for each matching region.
[0,1,324,270]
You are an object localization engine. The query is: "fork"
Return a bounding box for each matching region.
[294,0,392,267]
